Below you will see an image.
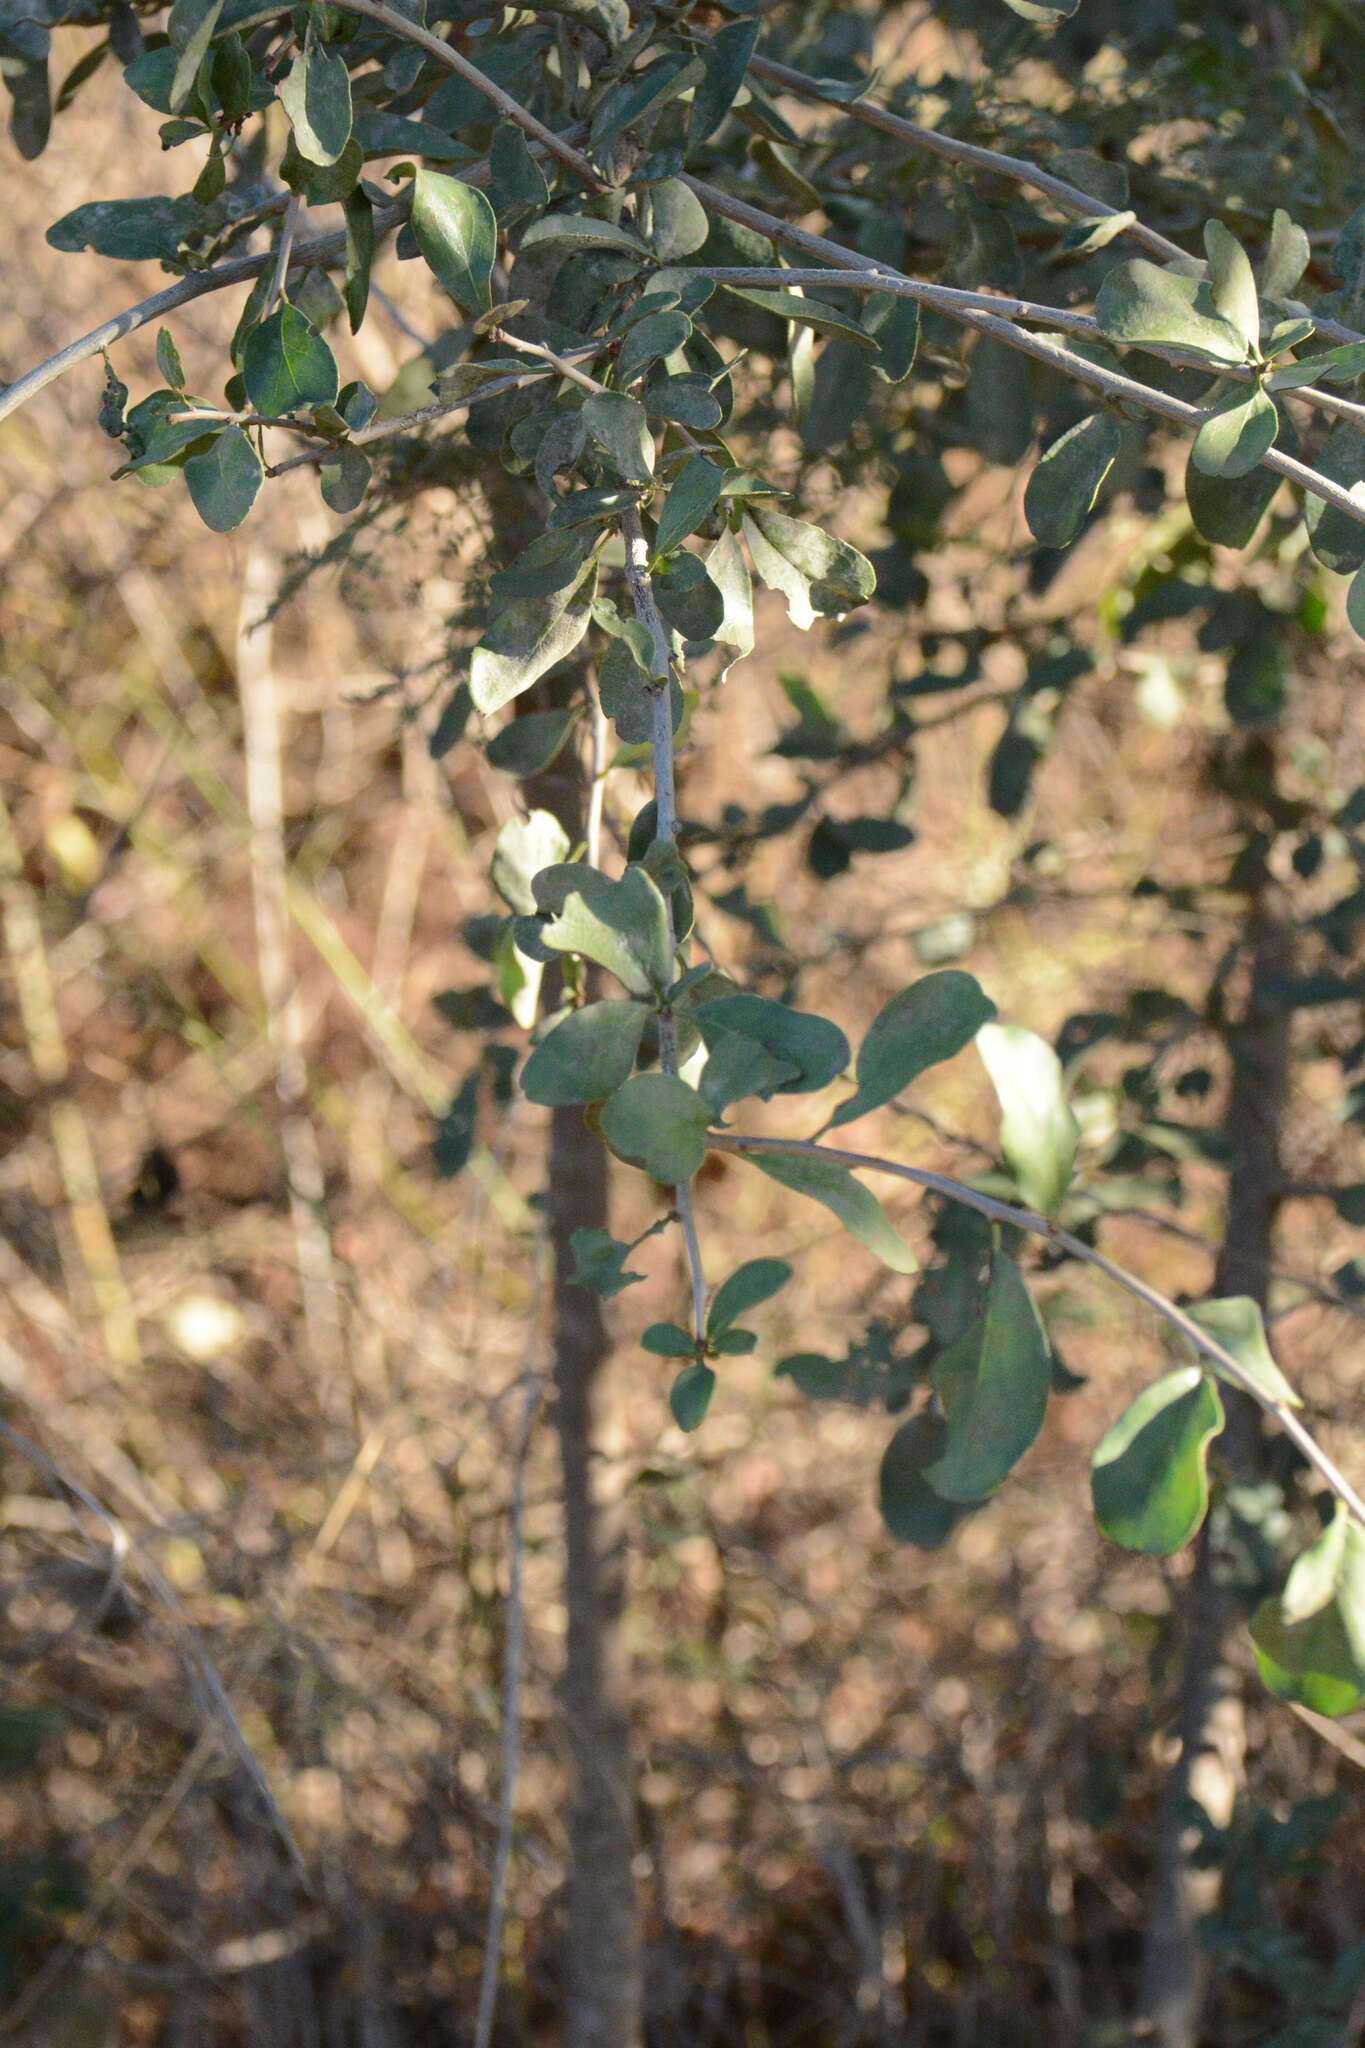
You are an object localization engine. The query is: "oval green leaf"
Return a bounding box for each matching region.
[1191,384,1278,480]
[707,1257,792,1338]
[242,302,339,415]
[742,1148,917,1275]
[829,970,996,1128]
[411,167,496,313]
[1023,411,1122,547]
[183,425,262,531]
[600,1073,712,1182]
[1250,1506,1365,1718]
[1186,1295,1302,1407]
[1091,1366,1223,1554]
[926,1252,1052,1502]
[521,999,649,1107]
[976,1022,1080,1217]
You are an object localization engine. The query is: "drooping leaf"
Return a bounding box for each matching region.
[669,1362,716,1429]
[1095,258,1251,365]
[489,119,548,214]
[865,292,919,384]
[48,194,203,261]
[689,15,759,144]
[490,809,570,914]
[485,707,578,777]
[167,0,223,112]
[156,327,186,389]
[242,302,339,414]
[279,40,352,166]
[880,1413,968,1548]
[742,506,875,629]
[977,1022,1080,1216]
[411,167,496,313]
[1191,385,1279,479]
[1266,340,1365,393]
[600,1073,712,1181]
[1203,219,1261,358]
[648,179,709,262]
[570,1226,646,1298]
[342,184,374,331]
[1091,1367,1223,1554]
[744,1149,917,1275]
[519,212,649,259]
[1260,207,1310,301]
[521,999,650,1106]
[1186,1296,1302,1407]
[470,562,597,714]
[1304,422,1365,574]
[653,552,724,641]
[536,863,674,995]
[183,425,262,530]
[693,995,849,1096]
[581,391,654,484]
[708,1258,792,1338]
[1186,441,1281,548]
[708,527,754,677]
[1024,412,1122,547]
[926,1254,1052,1501]
[830,972,996,1129]
[320,443,371,514]
[1250,1506,1365,1717]
[718,284,876,348]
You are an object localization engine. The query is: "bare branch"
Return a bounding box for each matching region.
[706,1128,1365,1530]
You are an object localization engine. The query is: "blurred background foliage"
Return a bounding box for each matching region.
[1,0,1363,2041]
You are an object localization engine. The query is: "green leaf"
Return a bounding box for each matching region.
[489,119,548,214]
[1186,442,1280,548]
[1304,422,1365,574]
[521,999,649,1106]
[520,213,649,259]
[977,1022,1080,1216]
[689,15,758,144]
[1250,1506,1365,1717]
[279,40,352,166]
[1001,0,1079,19]
[167,0,223,113]
[1191,385,1279,480]
[693,995,848,1096]
[1024,412,1122,547]
[242,302,339,415]
[829,971,997,1129]
[486,813,566,921]
[654,552,724,640]
[601,1073,712,1182]
[865,292,919,384]
[1095,258,1251,365]
[1203,219,1261,357]
[1261,208,1310,301]
[1186,1296,1303,1407]
[1091,1367,1223,1554]
[470,562,597,714]
[926,1254,1051,1501]
[582,391,654,485]
[718,283,877,348]
[320,443,370,514]
[183,425,262,531]
[654,456,726,559]
[669,1362,716,1429]
[411,168,496,313]
[708,1258,793,1338]
[536,863,673,995]
[697,1032,799,1112]
[643,1320,697,1358]
[742,505,875,629]
[880,1413,968,1549]
[485,707,578,777]
[156,327,186,390]
[708,527,754,676]
[744,1149,917,1274]
[1348,566,1365,643]
[648,179,709,262]
[1266,340,1365,391]
[48,195,202,261]
[570,1226,646,1298]
[617,310,693,388]
[342,185,375,332]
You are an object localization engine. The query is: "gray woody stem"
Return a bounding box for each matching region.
[621,504,708,1340]
[706,1129,1365,1531]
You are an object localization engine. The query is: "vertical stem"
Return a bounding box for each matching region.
[620,505,708,1337]
[1136,860,1290,2048]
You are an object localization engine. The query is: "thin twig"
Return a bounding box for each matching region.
[746,51,1364,349]
[682,178,1365,530]
[704,267,1365,432]
[620,503,708,1338]
[264,193,301,319]
[706,1128,1365,1528]
[326,0,604,189]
